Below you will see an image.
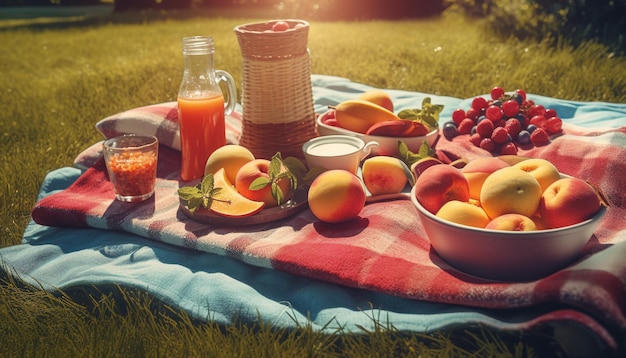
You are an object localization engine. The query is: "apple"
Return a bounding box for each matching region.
[271,21,290,32]
[436,200,490,228]
[361,156,410,196]
[308,169,366,223]
[485,213,537,231]
[204,144,255,184]
[235,159,293,208]
[461,157,510,200]
[480,166,542,219]
[513,158,561,192]
[414,164,470,214]
[539,177,602,228]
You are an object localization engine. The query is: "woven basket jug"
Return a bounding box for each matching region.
[234,20,317,160]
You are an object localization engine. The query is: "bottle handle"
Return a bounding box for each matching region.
[216,70,237,116]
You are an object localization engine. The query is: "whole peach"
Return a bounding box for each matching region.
[414,164,470,214]
[436,200,490,228]
[362,156,409,195]
[539,177,601,228]
[235,159,293,208]
[308,169,366,223]
[205,144,255,184]
[513,158,561,192]
[461,157,510,199]
[480,167,542,219]
[485,213,537,231]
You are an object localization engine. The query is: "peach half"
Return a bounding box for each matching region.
[361,156,410,196]
[307,169,366,224]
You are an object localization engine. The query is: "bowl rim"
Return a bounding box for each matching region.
[316,109,438,141]
[410,185,607,236]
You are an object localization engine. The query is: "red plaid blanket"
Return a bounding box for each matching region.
[32,101,626,351]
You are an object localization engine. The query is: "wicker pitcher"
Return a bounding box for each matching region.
[234,20,317,160]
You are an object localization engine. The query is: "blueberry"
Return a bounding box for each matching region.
[526,124,538,134]
[517,130,531,144]
[511,93,524,105]
[443,122,458,139]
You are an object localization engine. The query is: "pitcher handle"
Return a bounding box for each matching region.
[216,70,237,116]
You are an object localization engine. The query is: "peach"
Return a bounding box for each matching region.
[461,157,510,199]
[307,169,366,223]
[480,166,542,219]
[436,200,490,228]
[235,159,293,208]
[539,177,602,228]
[513,158,561,192]
[361,156,410,196]
[205,144,255,184]
[485,214,537,231]
[414,164,470,214]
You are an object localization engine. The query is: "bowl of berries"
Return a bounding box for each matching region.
[442,87,564,155]
[410,156,607,282]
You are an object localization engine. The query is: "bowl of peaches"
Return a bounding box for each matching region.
[410,156,607,282]
[317,90,439,156]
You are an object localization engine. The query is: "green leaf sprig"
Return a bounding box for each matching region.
[177,174,225,214]
[397,97,444,131]
[397,140,436,168]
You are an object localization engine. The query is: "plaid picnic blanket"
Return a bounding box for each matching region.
[11,75,626,353]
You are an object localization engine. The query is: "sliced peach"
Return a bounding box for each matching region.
[209,168,265,217]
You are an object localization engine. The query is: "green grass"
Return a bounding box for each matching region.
[1,5,625,357]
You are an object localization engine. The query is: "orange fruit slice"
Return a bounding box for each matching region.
[209,168,265,217]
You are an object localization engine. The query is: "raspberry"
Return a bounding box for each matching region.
[452,109,466,125]
[499,142,518,155]
[457,118,475,135]
[504,118,522,138]
[530,127,550,146]
[480,138,495,152]
[491,127,510,144]
[469,132,483,147]
[546,116,563,134]
[476,119,494,138]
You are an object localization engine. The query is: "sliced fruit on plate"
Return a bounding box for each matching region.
[366,120,430,137]
[209,168,265,217]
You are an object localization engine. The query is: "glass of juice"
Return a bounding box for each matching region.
[103,135,159,202]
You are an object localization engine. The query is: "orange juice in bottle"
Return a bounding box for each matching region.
[177,36,236,181]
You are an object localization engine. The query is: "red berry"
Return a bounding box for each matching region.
[530,128,550,146]
[544,108,557,119]
[491,127,510,144]
[470,132,483,147]
[457,118,474,135]
[499,142,518,155]
[480,138,495,152]
[476,119,494,138]
[271,21,290,31]
[493,119,506,128]
[546,116,563,134]
[491,86,505,100]
[528,104,546,118]
[504,118,522,138]
[452,109,466,125]
[485,105,504,121]
[530,115,547,130]
[515,88,527,101]
[466,107,481,120]
[501,100,520,117]
[471,97,489,112]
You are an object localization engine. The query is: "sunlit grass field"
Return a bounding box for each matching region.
[1,5,625,356]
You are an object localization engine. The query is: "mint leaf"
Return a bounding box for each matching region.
[249,176,271,191]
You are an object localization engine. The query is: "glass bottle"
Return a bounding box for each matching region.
[177,36,237,181]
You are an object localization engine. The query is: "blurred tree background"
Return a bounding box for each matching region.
[0,0,624,52]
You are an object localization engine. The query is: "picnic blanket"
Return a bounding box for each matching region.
[2,75,625,355]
